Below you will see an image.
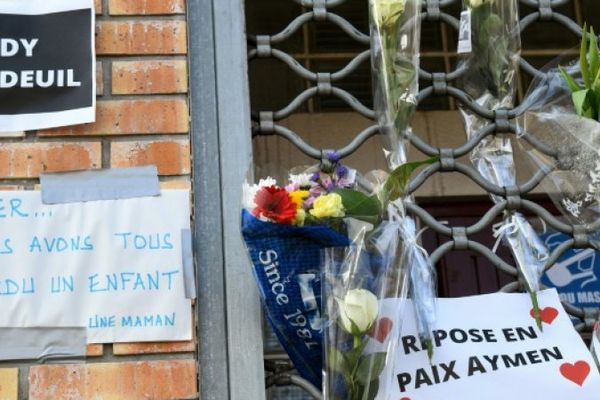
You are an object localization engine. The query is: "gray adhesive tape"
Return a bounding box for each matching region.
[182,229,196,299]
[40,165,160,204]
[0,327,87,361]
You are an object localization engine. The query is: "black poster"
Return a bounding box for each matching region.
[0,1,94,131]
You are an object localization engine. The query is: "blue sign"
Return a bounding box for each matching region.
[541,232,600,308]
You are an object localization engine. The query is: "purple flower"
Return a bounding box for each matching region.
[326,150,341,163]
[335,163,348,179]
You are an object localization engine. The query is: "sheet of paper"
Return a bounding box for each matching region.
[367,289,600,399]
[0,190,192,343]
[0,0,95,132]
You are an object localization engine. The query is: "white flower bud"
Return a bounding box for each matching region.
[336,289,379,336]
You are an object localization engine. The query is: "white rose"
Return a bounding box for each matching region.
[337,289,379,336]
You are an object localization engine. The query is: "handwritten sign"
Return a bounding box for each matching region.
[368,290,600,399]
[0,190,192,343]
[0,0,95,132]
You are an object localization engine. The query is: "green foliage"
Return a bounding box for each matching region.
[561,24,600,121]
[331,334,386,400]
[334,157,439,224]
[381,157,439,205]
[471,3,513,100]
[355,353,387,385]
[333,189,382,224]
[530,290,543,332]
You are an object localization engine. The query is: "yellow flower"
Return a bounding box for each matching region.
[294,208,306,226]
[372,0,406,28]
[289,190,310,208]
[310,193,345,219]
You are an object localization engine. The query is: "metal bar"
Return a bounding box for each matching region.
[245,0,600,397]
[213,0,267,399]
[188,0,230,398]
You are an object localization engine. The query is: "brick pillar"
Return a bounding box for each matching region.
[0,1,197,398]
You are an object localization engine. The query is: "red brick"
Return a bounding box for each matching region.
[29,360,197,400]
[160,180,191,190]
[0,143,101,179]
[111,140,190,175]
[95,0,103,14]
[96,21,187,55]
[112,60,188,94]
[109,0,185,15]
[86,344,104,357]
[113,340,195,355]
[38,99,189,136]
[96,61,104,96]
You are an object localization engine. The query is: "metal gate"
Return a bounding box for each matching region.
[244,0,599,398]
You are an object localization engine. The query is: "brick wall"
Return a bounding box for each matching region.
[0,1,197,399]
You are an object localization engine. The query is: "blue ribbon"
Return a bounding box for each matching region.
[241,209,350,388]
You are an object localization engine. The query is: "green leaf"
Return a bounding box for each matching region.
[589,27,599,80]
[333,189,382,219]
[530,291,543,332]
[381,157,439,204]
[329,347,348,375]
[581,24,591,88]
[354,353,387,385]
[559,65,583,93]
[591,68,600,111]
[424,337,434,360]
[572,89,595,118]
[346,338,368,370]
[355,379,380,400]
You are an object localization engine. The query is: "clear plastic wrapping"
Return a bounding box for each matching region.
[459,0,521,132]
[370,0,421,169]
[240,157,371,388]
[592,313,600,372]
[458,0,549,297]
[518,64,600,244]
[368,0,438,359]
[323,204,411,400]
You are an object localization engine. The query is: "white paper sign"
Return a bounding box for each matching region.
[369,290,600,399]
[0,0,96,132]
[0,190,192,343]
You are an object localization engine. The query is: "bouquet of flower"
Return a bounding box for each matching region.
[369,0,439,363]
[322,160,436,400]
[370,0,421,168]
[518,25,600,249]
[241,154,382,388]
[458,0,549,325]
[459,0,521,121]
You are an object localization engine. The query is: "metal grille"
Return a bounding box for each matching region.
[246,1,599,398]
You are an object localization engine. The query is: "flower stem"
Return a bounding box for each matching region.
[353,335,362,349]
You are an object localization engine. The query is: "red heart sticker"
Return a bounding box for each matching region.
[530,307,559,325]
[400,398,411,400]
[560,361,591,386]
[368,318,393,344]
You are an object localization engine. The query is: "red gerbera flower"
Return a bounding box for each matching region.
[253,186,297,224]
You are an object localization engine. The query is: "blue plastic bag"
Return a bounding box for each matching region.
[241,209,349,388]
